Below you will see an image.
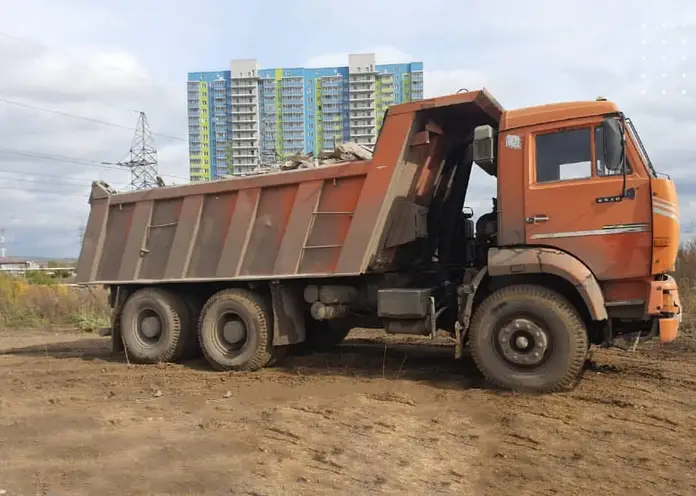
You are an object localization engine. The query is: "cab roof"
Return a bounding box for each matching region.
[386,89,619,133]
[501,100,620,131]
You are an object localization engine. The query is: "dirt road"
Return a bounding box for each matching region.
[1,328,695,496]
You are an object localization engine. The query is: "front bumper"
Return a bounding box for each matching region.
[647,275,681,343]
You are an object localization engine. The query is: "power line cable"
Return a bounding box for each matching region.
[0,168,107,183]
[0,185,89,197]
[0,174,128,190]
[0,97,186,142]
[0,148,187,180]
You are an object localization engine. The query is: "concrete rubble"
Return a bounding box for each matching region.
[223,142,373,178]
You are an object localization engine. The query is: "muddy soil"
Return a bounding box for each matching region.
[0,328,695,496]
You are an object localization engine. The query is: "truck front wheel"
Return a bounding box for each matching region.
[197,289,273,371]
[119,287,190,364]
[468,284,588,393]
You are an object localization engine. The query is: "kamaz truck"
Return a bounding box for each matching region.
[75,89,681,393]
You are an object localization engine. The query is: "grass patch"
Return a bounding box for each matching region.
[0,274,109,330]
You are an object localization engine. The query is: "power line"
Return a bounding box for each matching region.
[0,185,89,198]
[0,174,127,190]
[0,168,106,183]
[0,147,128,171]
[0,175,91,188]
[0,97,186,142]
[0,148,187,180]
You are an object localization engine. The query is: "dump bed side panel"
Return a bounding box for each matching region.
[76,163,372,283]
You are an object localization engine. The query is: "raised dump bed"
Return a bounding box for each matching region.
[76,90,502,285]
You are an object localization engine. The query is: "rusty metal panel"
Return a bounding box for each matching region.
[117,200,154,281]
[215,188,260,277]
[96,203,135,282]
[140,198,184,281]
[187,192,238,279]
[488,247,608,321]
[299,175,365,274]
[163,194,204,279]
[336,112,416,273]
[75,197,109,283]
[273,180,323,275]
[239,185,298,276]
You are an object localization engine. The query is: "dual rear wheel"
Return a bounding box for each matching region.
[119,287,275,371]
[120,287,350,371]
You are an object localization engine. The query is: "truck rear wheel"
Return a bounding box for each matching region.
[197,288,272,371]
[119,287,190,364]
[468,284,588,393]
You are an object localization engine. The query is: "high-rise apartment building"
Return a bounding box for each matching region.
[187,53,423,181]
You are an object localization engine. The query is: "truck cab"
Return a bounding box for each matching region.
[471,97,681,348]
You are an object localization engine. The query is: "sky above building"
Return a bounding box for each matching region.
[0,0,694,257]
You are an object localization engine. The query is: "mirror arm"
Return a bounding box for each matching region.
[620,116,628,199]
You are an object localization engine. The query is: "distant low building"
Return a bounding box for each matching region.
[0,259,40,275]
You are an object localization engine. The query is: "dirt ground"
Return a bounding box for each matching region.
[0,328,695,496]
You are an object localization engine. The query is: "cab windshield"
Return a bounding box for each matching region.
[625,117,657,178]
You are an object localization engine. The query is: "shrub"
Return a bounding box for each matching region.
[0,274,110,331]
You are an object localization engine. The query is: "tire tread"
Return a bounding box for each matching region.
[197,288,272,371]
[469,284,588,393]
[120,287,189,364]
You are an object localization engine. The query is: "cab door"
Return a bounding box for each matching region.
[523,120,652,281]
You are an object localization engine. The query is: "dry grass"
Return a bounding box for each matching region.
[674,240,696,340]
[0,274,110,331]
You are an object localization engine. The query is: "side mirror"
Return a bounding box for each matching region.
[602,117,624,172]
[473,125,496,176]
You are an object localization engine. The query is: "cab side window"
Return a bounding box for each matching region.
[535,128,592,183]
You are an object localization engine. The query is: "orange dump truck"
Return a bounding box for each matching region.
[76,89,681,393]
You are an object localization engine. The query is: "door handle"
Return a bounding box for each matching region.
[526,215,549,224]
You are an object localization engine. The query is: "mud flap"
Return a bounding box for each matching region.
[109,286,127,355]
[270,282,306,346]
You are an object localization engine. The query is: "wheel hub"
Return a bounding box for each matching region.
[140,315,162,339]
[222,320,246,345]
[498,318,549,366]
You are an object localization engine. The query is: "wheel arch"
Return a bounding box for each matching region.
[484,247,608,322]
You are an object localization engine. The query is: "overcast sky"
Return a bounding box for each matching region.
[0,0,694,258]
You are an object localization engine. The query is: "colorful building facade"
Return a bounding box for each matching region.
[187,54,423,181]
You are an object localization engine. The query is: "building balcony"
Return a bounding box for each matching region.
[232,153,258,159]
[231,133,257,140]
[349,112,375,119]
[230,89,257,97]
[230,108,257,116]
[230,113,257,120]
[350,130,375,138]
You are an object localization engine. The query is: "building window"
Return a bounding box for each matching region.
[535,128,592,183]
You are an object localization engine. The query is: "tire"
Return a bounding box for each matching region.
[119,287,190,364]
[181,294,203,360]
[303,319,351,351]
[197,288,272,371]
[468,284,588,393]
